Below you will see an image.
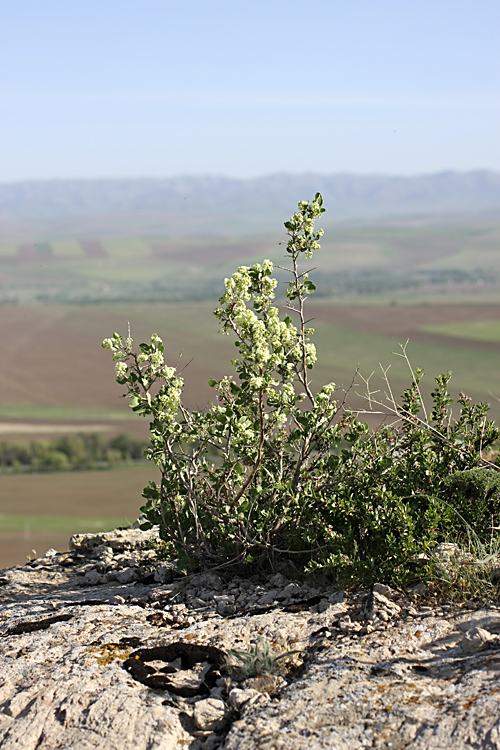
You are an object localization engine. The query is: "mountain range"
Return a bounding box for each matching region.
[1,171,499,238]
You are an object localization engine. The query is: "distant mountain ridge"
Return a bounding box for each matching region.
[1,171,499,238]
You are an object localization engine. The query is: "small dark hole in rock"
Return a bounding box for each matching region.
[122,641,227,697]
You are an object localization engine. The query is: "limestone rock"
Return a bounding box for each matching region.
[70,526,159,552]
[228,687,264,710]
[2,526,500,749]
[193,697,229,731]
[459,626,497,653]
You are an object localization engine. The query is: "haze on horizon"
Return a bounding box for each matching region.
[1,0,499,183]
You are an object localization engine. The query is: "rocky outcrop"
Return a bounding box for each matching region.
[1,527,500,749]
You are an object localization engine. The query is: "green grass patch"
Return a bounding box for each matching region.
[0,515,131,533]
[51,239,85,257]
[0,405,131,421]
[100,237,151,259]
[76,263,168,282]
[422,320,500,343]
[312,320,500,398]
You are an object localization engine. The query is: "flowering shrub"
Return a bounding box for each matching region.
[103,195,500,583]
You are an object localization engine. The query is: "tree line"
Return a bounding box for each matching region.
[0,433,148,473]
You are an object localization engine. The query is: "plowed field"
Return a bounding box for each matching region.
[0,301,499,431]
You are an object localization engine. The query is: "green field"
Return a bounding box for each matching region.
[422,320,500,343]
[0,464,160,568]
[1,217,499,305]
[0,515,130,532]
[0,406,132,421]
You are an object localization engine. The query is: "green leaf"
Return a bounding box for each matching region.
[141,484,159,500]
[303,280,316,292]
[208,379,217,387]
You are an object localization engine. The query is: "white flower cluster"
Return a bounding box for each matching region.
[216,261,304,378]
[286,199,325,258]
[221,262,276,306]
[222,266,252,301]
[115,361,128,378]
[249,376,264,390]
[275,412,288,428]
[231,415,255,449]
[281,382,295,404]
[102,333,129,362]
[314,382,336,404]
[304,342,317,367]
[102,332,127,349]
[155,380,184,424]
[103,331,184,425]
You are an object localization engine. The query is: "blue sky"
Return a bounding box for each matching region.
[1,0,499,180]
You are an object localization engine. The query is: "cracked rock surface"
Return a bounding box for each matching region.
[1,527,500,749]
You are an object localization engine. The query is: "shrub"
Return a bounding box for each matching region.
[442,468,500,541]
[103,195,500,584]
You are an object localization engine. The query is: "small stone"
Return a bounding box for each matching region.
[193,698,228,731]
[280,582,302,599]
[459,627,496,654]
[373,583,392,597]
[92,545,114,562]
[409,583,427,597]
[154,565,174,584]
[191,571,223,591]
[44,548,58,558]
[275,588,292,601]
[362,591,401,623]
[269,573,288,588]
[58,554,78,567]
[84,569,108,585]
[338,615,362,632]
[360,624,375,635]
[214,595,235,615]
[228,687,264,710]
[243,675,287,696]
[190,598,208,609]
[433,542,459,565]
[116,567,139,584]
[257,590,278,606]
[328,590,345,604]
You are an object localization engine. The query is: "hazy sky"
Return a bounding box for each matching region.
[1,0,499,180]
